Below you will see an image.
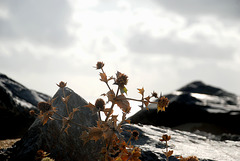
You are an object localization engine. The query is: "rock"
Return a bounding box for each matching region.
[129,81,240,135]
[122,124,240,161]
[0,73,51,139]
[8,87,103,161]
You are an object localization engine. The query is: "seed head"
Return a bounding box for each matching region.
[57,81,67,88]
[96,61,104,69]
[132,130,139,140]
[95,98,105,111]
[38,102,52,113]
[160,134,171,142]
[157,96,169,112]
[114,71,128,87]
[29,110,35,116]
[151,91,158,98]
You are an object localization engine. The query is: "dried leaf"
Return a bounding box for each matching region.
[120,86,128,95]
[107,90,115,102]
[163,150,173,158]
[137,87,145,95]
[100,72,108,82]
[115,95,131,113]
[80,131,90,145]
[88,126,103,142]
[70,108,79,118]
[125,120,131,124]
[64,124,71,135]
[104,108,113,116]
[111,115,118,128]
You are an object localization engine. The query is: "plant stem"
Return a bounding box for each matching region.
[101,68,112,91]
[105,102,115,122]
[125,97,157,104]
[126,135,133,145]
[62,88,70,116]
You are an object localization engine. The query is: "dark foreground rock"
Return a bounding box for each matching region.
[0,73,50,139]
[6,87,103,161]
[129,81,240,135]
[122,124,240,161]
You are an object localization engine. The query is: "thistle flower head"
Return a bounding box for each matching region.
[151,91,158,98]
[160,134,171,142]
[114,71,128,87]
[38,102,52,113]
[96,61,104,69]
[132,130,139,140]
[29,110,36,116]
[157,96,169,112]
[57,81,67,88]
[95,98,105,111]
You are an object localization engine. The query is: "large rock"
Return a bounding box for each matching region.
[8,87,103,161]
[122,124,240,161]
[129,81,240,135]
[0,73,50,139]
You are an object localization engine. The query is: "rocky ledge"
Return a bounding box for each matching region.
[0,73,50,139]
[129,81,240,135]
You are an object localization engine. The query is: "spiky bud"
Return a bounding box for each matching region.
[132,130,139,140]
[95,98,105,111]
[157,96,169,112]
[57,81,67,88]
[114,71,128,87]
[38,102,52,113]
[96,61,104,69]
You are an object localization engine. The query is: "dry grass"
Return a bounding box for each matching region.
[0,138,20,149]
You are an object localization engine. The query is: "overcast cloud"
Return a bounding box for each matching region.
[0,0,240,114]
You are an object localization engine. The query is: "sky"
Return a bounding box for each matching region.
[0,0,240,113]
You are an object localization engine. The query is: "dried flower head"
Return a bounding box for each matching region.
[35,150,49,161]
[57,81,67,88]
[114,71,128,87]
[151,91,158,98]
[157,96,170,112]
[96,61,104,69]
[38,102,52,113]
[29,110,36,116]
[95,98,105,111]
[160,134,171,142]
[132,130,139,140]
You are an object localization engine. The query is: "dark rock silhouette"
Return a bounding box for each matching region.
[0,73,50,139]
[129,81,240,135]
[8,87,103,161]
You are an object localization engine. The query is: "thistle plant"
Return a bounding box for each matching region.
[160,134,173,161]
[35,61,171,161]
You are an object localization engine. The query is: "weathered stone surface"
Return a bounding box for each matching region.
[9,87,103,161]
[129,81,240,135]
[0,73,50,139]
[122,124,240,161]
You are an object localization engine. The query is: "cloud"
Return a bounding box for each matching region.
[127,31,235,60]
[154,0,240,21]
[0,0,74,47]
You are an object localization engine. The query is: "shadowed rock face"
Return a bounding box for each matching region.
[129,81,240,135]
[9,87,103,161]
[0,73,50,139]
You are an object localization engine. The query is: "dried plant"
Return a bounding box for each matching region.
[36,61,174,161]
[160,134,173,161]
